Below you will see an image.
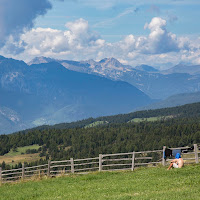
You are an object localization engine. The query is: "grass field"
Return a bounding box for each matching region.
[0,164,199,200]
[129,115,173,123]
[0,145,41,165]
[85,121,108,128]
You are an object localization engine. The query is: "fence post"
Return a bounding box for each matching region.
[47,160,51,177]
[99,154,102,172]
[131,152,135,171]
[70,158,74,174]
[194,144,199,164]
[22,163,25,181]
[162,146,166,166]
[0,167,2,185]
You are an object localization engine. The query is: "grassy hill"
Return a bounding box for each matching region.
[0,164,199,200]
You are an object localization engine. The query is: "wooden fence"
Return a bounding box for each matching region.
[0,144,199,185]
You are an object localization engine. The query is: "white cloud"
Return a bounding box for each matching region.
[1,17,200,68]
[143,17,179,54]
[0,0,52,48]
[8,18,105,61]
[64,18,100,48]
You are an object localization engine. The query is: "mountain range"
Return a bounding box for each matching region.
[30,57,200,99]
[1,55,200,134]
[0,55,151,134]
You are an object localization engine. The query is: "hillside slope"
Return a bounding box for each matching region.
[0,55,151,134]
[1,102,200,165]
[29,57,200,99]
[138,92,200,111]
[35,101,200,130]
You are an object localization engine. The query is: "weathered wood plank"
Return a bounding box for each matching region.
[135,150,162,154]
[99,154,102,172]
[131,152,135,171]
[170,147,191,150]
[50,164,71,168]
[2,171,22,176]
[194,144,199,163]
[135,157,152,160]
[74,161,99,166]
[50,170,71,173]
[2,168,22,173]
[47,160,51,177]
[22,163,25,181]
[103,158,132,162]
[24,164,48,170]
[25,168,48,173]
[74,157,99,162]
[102,152,132,157]
[162,146,166,166]
[103,163,132,167]
[51,160,71,164]
[70,158,74,174]
[182,152,195,155]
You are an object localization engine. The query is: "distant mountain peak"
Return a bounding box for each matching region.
[98,58,124,69]
[100,57,120,64]
[28,57,56,65]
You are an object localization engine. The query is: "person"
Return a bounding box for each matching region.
[167,153,184,170]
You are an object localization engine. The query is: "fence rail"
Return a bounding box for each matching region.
[0,144,199,185]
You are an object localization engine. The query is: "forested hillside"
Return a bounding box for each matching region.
[1,102,200,170]
[34,101,200,129]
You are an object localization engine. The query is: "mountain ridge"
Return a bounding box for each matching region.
[29,56,200,99]
[0,55,151,134]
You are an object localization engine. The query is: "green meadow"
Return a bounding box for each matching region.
[0,164,199,200]
[0,145,41,165]
[129,115,173,123]
[4,145,41,157]
[85,121,108,128]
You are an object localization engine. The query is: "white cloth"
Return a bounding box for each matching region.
[173,163,179,168]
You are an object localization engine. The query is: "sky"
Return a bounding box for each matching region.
[0,0,200,69]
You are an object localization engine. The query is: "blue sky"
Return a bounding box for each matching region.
[0,0,200,68]
[35,0,200,39]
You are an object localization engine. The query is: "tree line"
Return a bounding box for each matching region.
[1,117,200,170]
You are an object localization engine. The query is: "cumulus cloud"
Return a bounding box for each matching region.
[1,16,200,67]
[65,18,100,48]
[16,18,104,60]
[113,17,181,56]
[0,0,52,48]
[143,17,179,54]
